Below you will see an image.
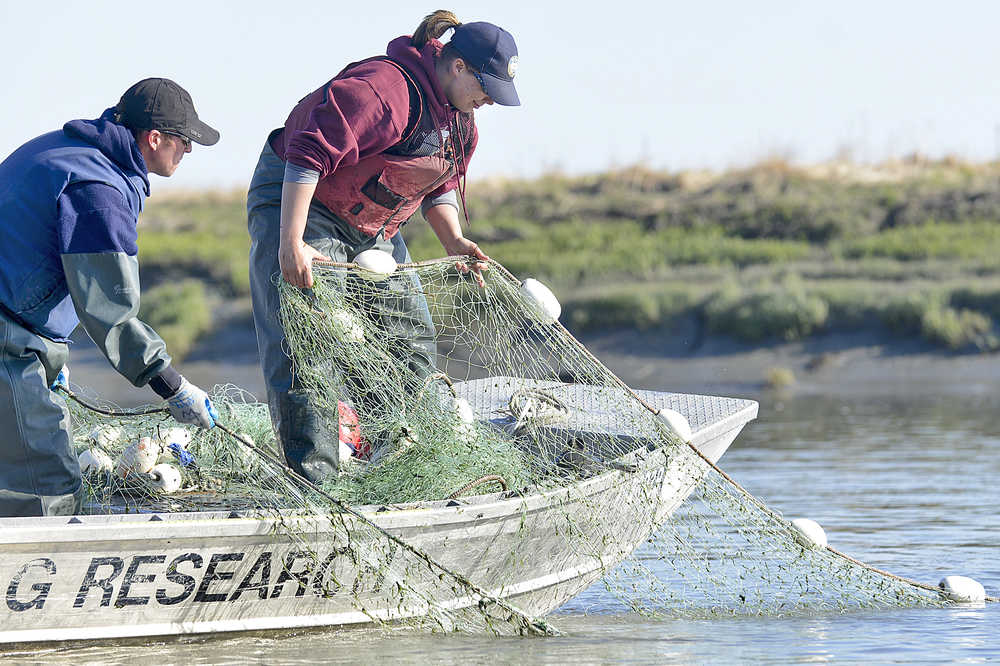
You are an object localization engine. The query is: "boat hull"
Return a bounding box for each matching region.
[0,390,756,643]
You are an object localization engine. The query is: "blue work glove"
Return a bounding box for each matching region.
[167,443,197,467]
[50,365,69,391]
[165,378,218,429]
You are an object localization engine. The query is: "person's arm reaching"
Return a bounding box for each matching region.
[58,182,216,428]
[277,64,416,288]
[423,201,489,287]
[277,179,329,288]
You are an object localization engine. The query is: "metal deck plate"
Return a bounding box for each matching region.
[454,376,756,439]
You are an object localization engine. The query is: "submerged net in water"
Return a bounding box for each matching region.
[64,256,956,636]
[604,445,947,616]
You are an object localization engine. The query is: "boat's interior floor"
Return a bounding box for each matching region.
[456,377,755,437]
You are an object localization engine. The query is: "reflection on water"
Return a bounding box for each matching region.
[4,393,998,664]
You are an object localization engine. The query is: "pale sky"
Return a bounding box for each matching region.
[2,1,999,191]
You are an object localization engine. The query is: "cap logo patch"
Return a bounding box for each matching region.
[507,55,519,79]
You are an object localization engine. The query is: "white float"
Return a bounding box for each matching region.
[451,396,475,424]
[330,309,365,342]
[519,278,561,324]
[159,427,192,450]
[790,518,828,549]
[448,396,476,443]
[89,425,121,449]
[227,433,256,466]
[339,440,355,461]
[116,437,160,478]
[354,249,397,281]
[657,408,693,443]
[938,575,986,602]
[230,433,279,478]
[148,463,183,493]
[78,448,114,476]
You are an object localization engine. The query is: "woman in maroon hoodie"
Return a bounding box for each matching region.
[247,10,521,483]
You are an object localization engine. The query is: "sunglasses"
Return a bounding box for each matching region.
[160,130,192,149]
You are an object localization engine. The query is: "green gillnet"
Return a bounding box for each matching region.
[67,384,305,513]
[277,260,663,505]
[274,258,949,615]
[603,445,945,617]
[64,384,549,636]
[62,256,952,638]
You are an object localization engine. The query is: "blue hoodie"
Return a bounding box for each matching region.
[0,108,150,341]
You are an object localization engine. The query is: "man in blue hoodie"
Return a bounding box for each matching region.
[0,78,221,517]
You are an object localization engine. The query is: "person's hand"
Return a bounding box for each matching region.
[279,240,331,288]
[50,365,69,391]
[443,238,490,288]
[166,378,218,429]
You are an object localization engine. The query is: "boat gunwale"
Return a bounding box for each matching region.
[0,397,758,546]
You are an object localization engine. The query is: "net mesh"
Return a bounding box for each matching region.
[604,446,943,617]
[64,257,950,637]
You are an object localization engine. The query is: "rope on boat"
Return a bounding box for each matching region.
[56,385,170,417]
[507,388,568,433]
[447,474,509,499]
[54,384,557,635]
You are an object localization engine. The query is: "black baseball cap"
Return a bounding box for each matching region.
[115,78,220,146]
[450,22,520,106]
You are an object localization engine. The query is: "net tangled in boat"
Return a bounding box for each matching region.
[67,384,292,513]
[65,385,551,636]
[277,258,667,505]
[64,255,960,637]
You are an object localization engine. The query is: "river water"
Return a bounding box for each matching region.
[7,383,998,664]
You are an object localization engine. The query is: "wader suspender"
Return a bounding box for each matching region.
[314,56,457,239]
[371,57,454,238]
[380,57,426,153]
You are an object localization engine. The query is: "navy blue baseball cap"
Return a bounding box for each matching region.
[450,22,520,106]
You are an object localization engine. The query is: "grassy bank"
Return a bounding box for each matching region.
[136,159,1000,358]
[137,189,250,296]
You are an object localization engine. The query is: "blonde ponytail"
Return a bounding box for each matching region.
[412,10,461,48]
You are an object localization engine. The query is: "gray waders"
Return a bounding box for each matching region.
[247,139,436,484]
[0,310,83,517]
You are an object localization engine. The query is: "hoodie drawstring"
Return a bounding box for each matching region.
[451,113,471,227]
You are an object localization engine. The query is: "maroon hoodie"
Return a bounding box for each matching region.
[271,35,477,200]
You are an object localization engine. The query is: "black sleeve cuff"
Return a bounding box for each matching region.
[148,367,183,399]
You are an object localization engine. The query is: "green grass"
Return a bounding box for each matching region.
[564,284,698,332]
[704,278,830,342]
[138,231,250,295]
[131,161,1000,354]
[138,280,214,360]
[835,220,1000,261]
[562,275,1000,351]
[409,220,813,284]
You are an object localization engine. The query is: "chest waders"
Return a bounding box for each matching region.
[248,58,469,484]
[0,309,83,516]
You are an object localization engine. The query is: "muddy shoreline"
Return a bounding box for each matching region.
[584,328,1000,399]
